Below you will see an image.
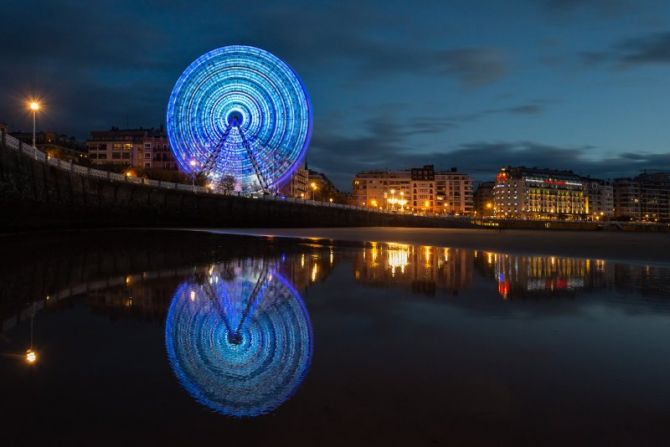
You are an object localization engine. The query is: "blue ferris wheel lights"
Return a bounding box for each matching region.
[165,264,313,417]
[166,46,312,193]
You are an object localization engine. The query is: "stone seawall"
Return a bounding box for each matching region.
[0,141,469,231]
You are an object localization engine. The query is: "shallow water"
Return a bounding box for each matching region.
[1,230,670,446]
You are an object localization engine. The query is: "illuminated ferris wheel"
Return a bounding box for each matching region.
[166,45,312,193]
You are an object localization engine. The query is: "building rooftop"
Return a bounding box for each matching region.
[88,126,166,141]
[355,166,467,176]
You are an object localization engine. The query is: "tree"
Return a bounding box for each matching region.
[219,175,236,194]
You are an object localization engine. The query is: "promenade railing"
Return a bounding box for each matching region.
[0,130,415,216]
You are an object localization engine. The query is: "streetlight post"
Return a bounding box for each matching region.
[189,159,198,191]
[28,101,41,159]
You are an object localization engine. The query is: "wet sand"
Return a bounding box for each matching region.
[196,227,670,265]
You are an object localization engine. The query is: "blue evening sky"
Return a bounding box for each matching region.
[2,0,670,188]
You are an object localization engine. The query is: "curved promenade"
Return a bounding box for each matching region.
[0,131,472,231]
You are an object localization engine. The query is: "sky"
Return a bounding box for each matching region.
[2,0,670,189]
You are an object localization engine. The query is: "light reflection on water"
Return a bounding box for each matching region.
[351,243,670,301]
[2,233,670,444]
[165,259,312,417]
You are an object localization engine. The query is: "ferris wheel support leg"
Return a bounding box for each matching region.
[200,124,233,178]
[237,126,270,193]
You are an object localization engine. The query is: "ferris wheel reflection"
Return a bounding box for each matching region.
[165,259,313,417]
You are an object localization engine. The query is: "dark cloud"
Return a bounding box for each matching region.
[309,119,670,189]
[0,0,510,137]
[3,0,668,192]
[404,117,458,136]
[582,32,670,68]
[447,100,550,124]
[436,49,508,87]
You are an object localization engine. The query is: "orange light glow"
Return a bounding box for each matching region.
[25,349,38,364]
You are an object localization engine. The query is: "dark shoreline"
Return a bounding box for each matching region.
[194,227,670,265]
[2,226,669,265]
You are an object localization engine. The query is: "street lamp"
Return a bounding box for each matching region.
[28,100,41,158]
[310,181,318,201]
[189,159,198,189]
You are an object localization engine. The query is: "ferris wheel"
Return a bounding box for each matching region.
[166,45,312,193]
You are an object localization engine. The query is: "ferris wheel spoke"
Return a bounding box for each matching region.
[200,123,233,178]
[232,265,271,339]
[238,126,271,192]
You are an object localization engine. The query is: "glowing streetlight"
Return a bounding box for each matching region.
[25,349,38,365]
[27,100,41,157]
[189,159,198,189]
[309,181,318,200]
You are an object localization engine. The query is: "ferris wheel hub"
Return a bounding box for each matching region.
[227,110,244,127]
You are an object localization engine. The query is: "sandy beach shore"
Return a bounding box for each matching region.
[198,227,670,265]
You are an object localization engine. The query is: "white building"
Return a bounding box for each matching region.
[352,165,473,215]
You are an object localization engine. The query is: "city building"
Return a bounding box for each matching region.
[493,167,589,220]
[584,179,614,220]
[352,165,473,215]
[473,181,495,217]
[11,130,87,163]
[307,169,348,203]
[279,166,309,199]
[86,127,177,170]
[614,173,670,222]
[613,178,641,220]
[12,130,81,148]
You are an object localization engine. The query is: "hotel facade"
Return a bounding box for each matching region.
[493,167,613,220]
[352,165,473,215]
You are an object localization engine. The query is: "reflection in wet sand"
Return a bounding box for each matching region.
[351,242,670,301]
[4,240,670,338]
[4,231,670,445]
[165,259,313,417]
[476,253,609,300]
[354,243,472,295]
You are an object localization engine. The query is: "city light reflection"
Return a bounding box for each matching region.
[25,349,38,365]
